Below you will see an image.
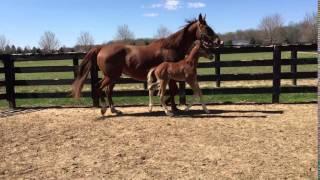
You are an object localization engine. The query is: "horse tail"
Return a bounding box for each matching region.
[71,46,102,98]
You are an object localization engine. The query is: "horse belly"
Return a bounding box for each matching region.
[122,65,149,81]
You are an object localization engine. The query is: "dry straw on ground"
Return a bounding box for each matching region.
[0,104,317,179]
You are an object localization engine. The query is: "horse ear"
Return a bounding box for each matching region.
[198,13,204,23]
[204,14,206,20]
[198,13,206,24]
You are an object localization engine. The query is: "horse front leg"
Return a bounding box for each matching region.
[160,80,173,116]
[166,80,179,112]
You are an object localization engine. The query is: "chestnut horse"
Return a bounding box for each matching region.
[147,40,213,116]
[71,14,222,115]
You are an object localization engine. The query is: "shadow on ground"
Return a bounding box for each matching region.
[0,104,284,119]
[96,108,283,120]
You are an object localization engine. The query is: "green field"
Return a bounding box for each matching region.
[0,51,317,108]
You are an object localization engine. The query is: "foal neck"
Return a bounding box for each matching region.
[186,44,201,65]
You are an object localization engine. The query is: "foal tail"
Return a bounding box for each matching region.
[147,67,157,90]
[71,46,102,98]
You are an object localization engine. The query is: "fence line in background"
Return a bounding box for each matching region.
[0,44,317,109]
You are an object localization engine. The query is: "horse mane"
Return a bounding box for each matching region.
[153,18,198,48]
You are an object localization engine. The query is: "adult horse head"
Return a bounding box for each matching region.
[196,14,223,49]
[71,13,221,116]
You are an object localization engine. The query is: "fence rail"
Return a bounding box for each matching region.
[0,44,317,108]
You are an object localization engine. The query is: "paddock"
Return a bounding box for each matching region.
[0,103,316,179]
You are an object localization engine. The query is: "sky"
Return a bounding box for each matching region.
[0,0,317,47]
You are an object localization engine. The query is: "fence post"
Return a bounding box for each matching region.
[143,82,147,90]
[179,81,186,105]
[272,45,281,103]
[3,54,16,109]
[290,48,297,86]
[73,56,79,78]
[215,53,221,87]
[90,59,99,107]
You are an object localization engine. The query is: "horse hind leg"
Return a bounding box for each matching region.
[99,78,110,116]
[106,83,123,115]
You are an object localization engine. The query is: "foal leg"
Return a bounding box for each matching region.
[160,80,173,116]
[148,81,160,112]
[185,80,210,114]
[148,85,155,112]
[184,93,197,112]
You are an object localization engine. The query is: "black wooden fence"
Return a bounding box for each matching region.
[0,44,317,109]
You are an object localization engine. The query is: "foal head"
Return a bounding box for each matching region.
[189,40,214,60]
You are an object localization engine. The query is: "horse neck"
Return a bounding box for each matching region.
[161,23,198,55]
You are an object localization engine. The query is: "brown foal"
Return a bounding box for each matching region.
[147,40,213,116]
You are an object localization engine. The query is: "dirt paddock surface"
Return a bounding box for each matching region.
[0,104,317,179]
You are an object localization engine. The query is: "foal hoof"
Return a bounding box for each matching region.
[101,108,107,115]
[165,111,174,117]
[204,110,210,114]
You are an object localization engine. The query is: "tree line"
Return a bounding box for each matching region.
[0,24,170,54]
[0,12,316,54]
[219,12,317,46]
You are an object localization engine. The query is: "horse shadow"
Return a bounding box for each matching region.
[96,108,283,120]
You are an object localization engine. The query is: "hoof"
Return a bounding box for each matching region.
[171,106,182,113]
[165,111,174,117]
[101,108,107,115]
[204,110,210,114]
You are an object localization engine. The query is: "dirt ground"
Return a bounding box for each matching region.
[0,104,317,179]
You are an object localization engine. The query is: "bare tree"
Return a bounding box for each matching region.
[300,12,317,43]
[154,25,171,39]
[259,14,284,44]
[283,22,300,44]
[76,32,95,52]
[0,35,10,52]
[114,24,135,42]
[39,31,60,52]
